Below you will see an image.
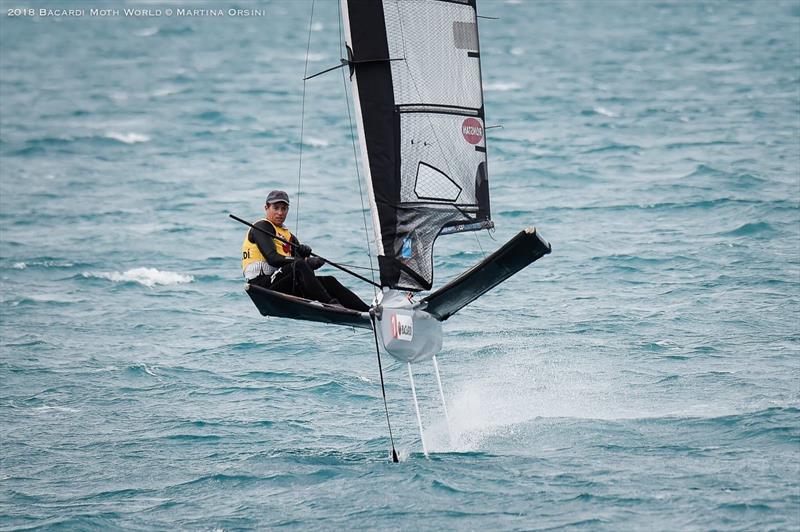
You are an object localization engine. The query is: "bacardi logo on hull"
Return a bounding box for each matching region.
[461,117,483,145]
[390,313,413,342]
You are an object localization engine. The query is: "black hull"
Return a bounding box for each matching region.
[245,284,372,330]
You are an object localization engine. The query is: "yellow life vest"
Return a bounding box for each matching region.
[241,220,294,280]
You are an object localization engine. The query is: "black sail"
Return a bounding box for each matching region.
[342,0,492,291]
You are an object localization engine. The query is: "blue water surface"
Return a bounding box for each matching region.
[1,1,799,530]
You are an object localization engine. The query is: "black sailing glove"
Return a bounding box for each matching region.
[307,256,325,270]
[296,244,312,258]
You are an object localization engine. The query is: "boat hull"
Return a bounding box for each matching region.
[245,283,372,330]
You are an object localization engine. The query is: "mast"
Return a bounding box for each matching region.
[340,0,385,259]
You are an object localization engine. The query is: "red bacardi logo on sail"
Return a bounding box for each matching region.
[462,117,483,145]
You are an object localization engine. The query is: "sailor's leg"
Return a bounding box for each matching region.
[247,274,272,289]
[318,276,369,311]
[266,268,295,295]
[265,261,332,301]
[290,260,335,303]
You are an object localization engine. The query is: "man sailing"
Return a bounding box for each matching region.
[241,190,369,311]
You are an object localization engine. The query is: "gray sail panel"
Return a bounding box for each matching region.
[398,110,485,207]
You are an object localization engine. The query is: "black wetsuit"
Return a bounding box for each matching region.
[247,220,369,312]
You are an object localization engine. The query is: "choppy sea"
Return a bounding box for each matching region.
[1,1,799,530]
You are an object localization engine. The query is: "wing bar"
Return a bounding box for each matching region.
[420,228,551,321]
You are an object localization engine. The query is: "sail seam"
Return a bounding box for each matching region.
[390,201,479,208]
[397,104,480,116]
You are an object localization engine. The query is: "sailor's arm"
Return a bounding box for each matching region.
[250,221,295,268]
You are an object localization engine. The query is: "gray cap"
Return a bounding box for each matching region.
[266,190,290,205]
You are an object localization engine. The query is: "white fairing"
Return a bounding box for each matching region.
[376,290,443,362]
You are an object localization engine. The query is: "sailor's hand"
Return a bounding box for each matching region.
[307,256,325,270]
[296,244,312,258]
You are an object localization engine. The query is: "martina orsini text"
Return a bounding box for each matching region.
[7,8,266,18]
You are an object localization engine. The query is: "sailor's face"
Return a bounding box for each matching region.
[266,202,289,225]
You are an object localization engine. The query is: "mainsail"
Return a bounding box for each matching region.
[342,0,492,291]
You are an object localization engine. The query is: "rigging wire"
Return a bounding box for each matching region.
[339,0,378,298]
[292,0,316,290]
[333,262,379,272]
[294,0,316,241]
[370,314,400,463]
[473,231,487,260]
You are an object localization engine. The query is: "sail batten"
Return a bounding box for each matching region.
[398,104,481,115]
[342,0,490,291]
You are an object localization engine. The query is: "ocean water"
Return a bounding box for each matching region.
[1,0,798,529]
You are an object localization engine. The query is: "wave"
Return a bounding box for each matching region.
[581,143,642,154]
[582,106,617,117]
[156,26,194,36]
[150,86,186,98]
[290,52,327,62]
[720,222,776,237]
[82,267,193,288]
[163,434,222,442]
[103,132,150,144]
[135,27,158,37]
[125,363,161,378]
[484,81,522,92]
[8,294,86,306]
[31,405,80,414]
[665,140,740,149]
[680,164,768,186]
[682,165,727,180]
[7,133,150,155]
[596,254,693,265]
[172,473,264,489]
[686,407,800,443]
[193,110,226,122]
[303,136,329,148]
[543,197,780,212]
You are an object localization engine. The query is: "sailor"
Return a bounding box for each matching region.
[241,190,369,311]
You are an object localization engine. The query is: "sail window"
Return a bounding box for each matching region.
[414,162,462,203]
